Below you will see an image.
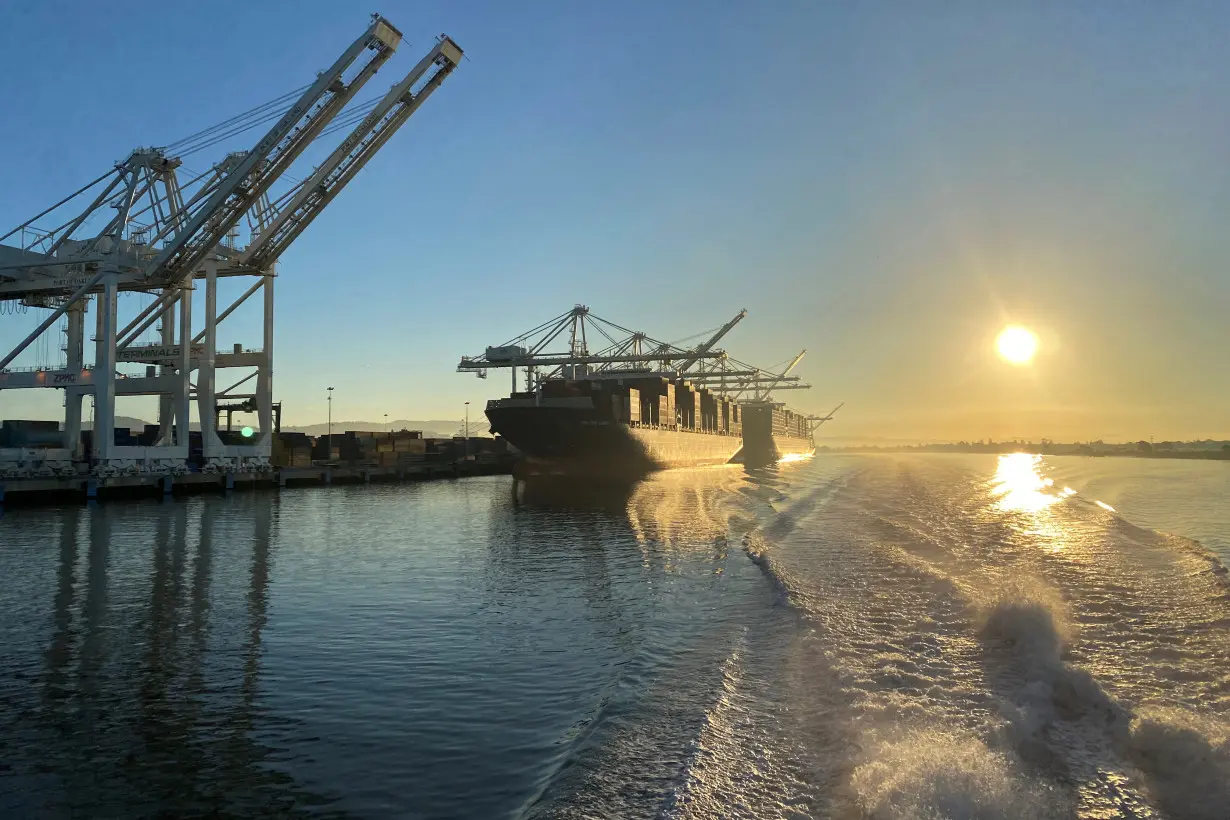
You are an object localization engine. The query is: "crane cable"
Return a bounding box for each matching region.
[175,91,383,159]
[10,81,371,244]
[174,105,297,158]
[318,96,383,138]
[161,84,310,153]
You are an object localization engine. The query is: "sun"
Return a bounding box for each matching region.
[995,325,1038,365]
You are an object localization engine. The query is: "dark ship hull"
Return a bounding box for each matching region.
[487,376,744,482]
[488,402,743,483]
[739,402,816,466]
[487,377,813,482]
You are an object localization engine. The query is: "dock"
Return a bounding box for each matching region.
[0,456,515,506]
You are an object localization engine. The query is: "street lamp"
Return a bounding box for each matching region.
[384,412,389,432]
[464,401,470,461]
[327,386,334,458]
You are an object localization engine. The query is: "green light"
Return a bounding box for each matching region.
[241,426,254,438]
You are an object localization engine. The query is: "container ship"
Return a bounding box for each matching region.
[487,374,743,480]
[737,401,817,465]
[462,306,834,482]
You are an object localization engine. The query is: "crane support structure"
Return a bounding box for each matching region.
[457,305,731,392]
[750,349,806,401]
[0,16,463,479]
[676,309,745,373]
[809,402,844,432]
[457,304,821,405]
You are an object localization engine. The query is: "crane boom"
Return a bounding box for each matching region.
[240,35,463,268]
[0,13,469,479]
[681,373,803,384]
[677,309,745,372]
[457,305,739,386]
[780,349,806,378]
[754,348,806,399]
[145,14,402,285]
[810,402,844,431]
[459,350,728,370]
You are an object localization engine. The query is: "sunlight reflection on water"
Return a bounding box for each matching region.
[990,453,1060,513]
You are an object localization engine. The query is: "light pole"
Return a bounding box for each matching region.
[327,386,334,459]
[464,401,470,461]
[385,412,389,432]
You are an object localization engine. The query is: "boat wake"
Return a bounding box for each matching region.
[690,454,1230,819]
[526,454,1230,819]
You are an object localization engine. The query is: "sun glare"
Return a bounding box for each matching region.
[991,453,1058,513]
[995,325,1038,365]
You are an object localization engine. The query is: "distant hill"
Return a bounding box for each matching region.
[82,416,152,431]
[284,419,492,439]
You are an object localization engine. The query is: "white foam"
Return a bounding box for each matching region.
[848,728,1065,819]
[1128,707,1230,820]
[730,455,1230,817]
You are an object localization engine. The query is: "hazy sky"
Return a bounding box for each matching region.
[1,2,1227,441]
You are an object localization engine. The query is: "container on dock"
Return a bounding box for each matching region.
[393,437,427,454]
[273,431,315,468]
[0,420,62,448]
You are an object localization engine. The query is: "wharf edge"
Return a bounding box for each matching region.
[0,457,515,507]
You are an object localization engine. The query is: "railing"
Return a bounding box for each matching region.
[0,365,152,380]
[627,421,738,435]
[0,364,94,375]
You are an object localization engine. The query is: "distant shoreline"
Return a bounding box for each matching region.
[820,443,1230,461]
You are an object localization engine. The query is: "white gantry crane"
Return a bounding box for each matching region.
[0,15,462,478]
[682,348,814,401]
[456,305,813,400]
[457,305,735,391]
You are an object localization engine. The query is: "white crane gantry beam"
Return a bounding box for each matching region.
[109,14,404,347]
[676,309,745,373]
[240,36,463,269]
[457,305,739,389]
[0,16,465,479]
[682,373,804,383]
[460,351,730,370]
[809,402,844,431]
[0,16,402,299]
[144,15,403,287]
[752,348,806,401]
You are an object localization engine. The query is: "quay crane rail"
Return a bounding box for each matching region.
[0,15,463,478]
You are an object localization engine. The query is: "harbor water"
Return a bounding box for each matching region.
[1,454,1228,818]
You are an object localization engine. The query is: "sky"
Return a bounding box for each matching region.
[1,1,1228,441]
